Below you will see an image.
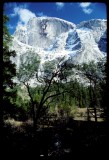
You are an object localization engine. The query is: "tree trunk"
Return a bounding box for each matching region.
[94,107,97,123]
[32,103,36,129]
[87,107,90,121]
[24,83,37,130]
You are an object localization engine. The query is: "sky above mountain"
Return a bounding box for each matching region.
[4,2,107,35]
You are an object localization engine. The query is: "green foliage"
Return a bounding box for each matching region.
[2,14,17,122]
[3,15,12,48]
[77,59,106,108]
[3,48,16,90]
[4,86,30,120]
[43,60,56,75]
[3,14,16,92]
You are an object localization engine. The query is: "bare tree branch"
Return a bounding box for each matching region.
[42,90,67,106]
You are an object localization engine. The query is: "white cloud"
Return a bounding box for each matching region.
[83,8,93,14]
[79,2,91,8]
[56,2,64,9]
[79,2,93,14]
[18,8,36,24]
[10,6,36,26]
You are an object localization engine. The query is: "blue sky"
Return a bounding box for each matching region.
[4,2,107,35]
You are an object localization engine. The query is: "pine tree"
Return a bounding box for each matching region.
[1,14,16,126]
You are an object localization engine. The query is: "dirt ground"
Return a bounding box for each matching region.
[1,113,108,159]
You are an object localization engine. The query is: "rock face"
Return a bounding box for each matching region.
[77,19,107,43]
[13,17,75,48]
[11,17,107,68]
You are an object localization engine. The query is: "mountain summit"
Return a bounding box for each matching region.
[11,17,107,68]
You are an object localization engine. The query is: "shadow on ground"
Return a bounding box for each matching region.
[0,118,108,159]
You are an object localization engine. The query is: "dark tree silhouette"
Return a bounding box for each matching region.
[1,14,16,128]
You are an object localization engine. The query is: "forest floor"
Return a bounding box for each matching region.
[1,108,108,159]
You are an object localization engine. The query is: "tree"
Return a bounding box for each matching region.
[2,14,16,127]
[78,60,106,122]
[17,54,71,129]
